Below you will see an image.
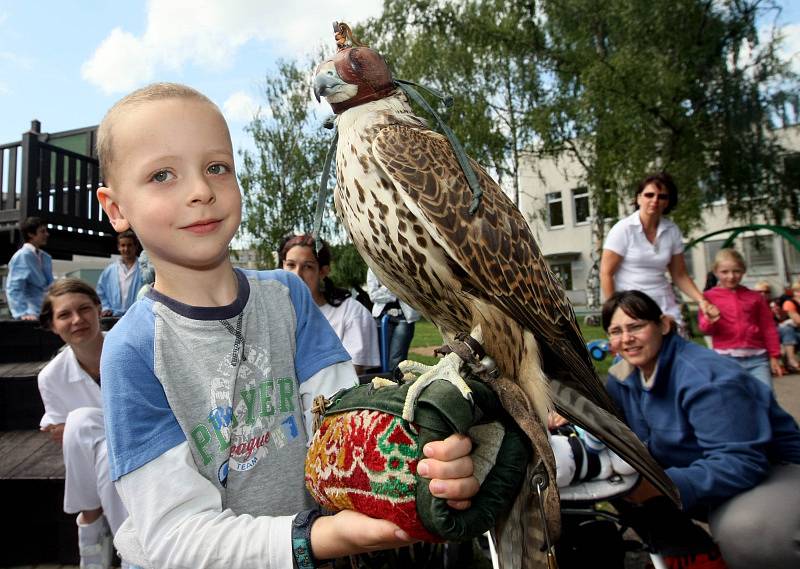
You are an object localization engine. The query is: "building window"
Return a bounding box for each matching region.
[549,262,573,290]
[572,187,590,224]
[546,192,564,228]
[785,240,800,273]
[704,240,726,270]
[683,244,695,279]
[743,236,776,273]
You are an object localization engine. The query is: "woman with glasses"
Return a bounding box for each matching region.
[602,290,800,569]
[600,172,719,334]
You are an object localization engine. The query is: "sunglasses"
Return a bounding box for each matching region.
[641,192,670,201]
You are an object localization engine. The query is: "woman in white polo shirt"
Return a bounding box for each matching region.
[600,172,718,331]
[38,278,127,569]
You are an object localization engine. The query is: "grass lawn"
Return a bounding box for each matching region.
[408,319,616,375]
[408,312,706,377]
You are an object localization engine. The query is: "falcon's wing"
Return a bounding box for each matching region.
[372,124,607,407]
[372,124,680,506]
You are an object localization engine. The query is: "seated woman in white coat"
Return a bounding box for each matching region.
[38,278,128,569]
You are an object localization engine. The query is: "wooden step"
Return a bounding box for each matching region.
[0,361,48,430]
[0,319,64,363]
[0,430,77,565]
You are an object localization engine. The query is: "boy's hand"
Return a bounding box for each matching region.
[311,510,416,560]
[769,357,784,377]
[417,433,478,510]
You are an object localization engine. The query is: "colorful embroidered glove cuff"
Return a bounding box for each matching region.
[304,377,531,542]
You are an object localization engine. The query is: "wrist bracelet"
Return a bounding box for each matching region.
[292,509,324,569]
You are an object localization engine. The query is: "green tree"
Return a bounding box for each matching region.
[329,242,370,289]
[534,0,798,305]
[238,58,338,267]
[536,0,797,230]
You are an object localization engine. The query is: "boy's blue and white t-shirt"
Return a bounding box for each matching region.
[101,269,351,517]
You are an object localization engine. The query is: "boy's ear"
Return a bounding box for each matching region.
[97,186,131,233]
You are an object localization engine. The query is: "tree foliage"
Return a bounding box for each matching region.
[238,58,337,267]
[535,0,798,230]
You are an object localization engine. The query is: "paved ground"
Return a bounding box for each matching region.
[13,373,799,569]
[774,371,800,421]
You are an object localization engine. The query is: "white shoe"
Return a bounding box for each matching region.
[77,514,113,569]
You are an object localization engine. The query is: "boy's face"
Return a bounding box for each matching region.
[117,237,138,264]
[97,99,241,275]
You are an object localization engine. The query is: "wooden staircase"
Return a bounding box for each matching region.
[0,319,78,566]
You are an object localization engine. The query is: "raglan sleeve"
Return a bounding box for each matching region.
[101,303,185,481]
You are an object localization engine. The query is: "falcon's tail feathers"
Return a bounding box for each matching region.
[550,379,681,507]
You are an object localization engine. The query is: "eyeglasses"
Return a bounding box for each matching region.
[641,192,670,201]
[607,321,651,338]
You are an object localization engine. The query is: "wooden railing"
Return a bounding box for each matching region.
[1,129,116,262]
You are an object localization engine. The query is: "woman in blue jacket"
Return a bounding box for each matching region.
[602,290,800,569]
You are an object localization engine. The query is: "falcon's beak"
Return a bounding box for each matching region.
[314,70,345,102]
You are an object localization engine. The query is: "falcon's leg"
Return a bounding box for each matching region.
[397,351,473,422]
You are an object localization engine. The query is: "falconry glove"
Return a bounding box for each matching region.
[305,377,531,542]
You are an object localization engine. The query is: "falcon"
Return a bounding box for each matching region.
[314,24,678,568]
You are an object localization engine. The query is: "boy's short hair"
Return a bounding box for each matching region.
[117,229,140,247]
[96,82,218,183]
[20,216,46,241]
[712,248,746,272]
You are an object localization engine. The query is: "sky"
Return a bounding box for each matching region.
[0,0,798,163]
[0,0,383,159]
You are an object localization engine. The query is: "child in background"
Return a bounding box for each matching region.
[779,282,800,372]
[95,83,478,569]
[698,248,782,387]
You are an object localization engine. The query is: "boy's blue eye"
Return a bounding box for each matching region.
[208,163,230,175]
[151,170,174,183]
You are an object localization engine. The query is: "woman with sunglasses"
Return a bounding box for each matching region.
[602,290,800,569]
[600,172,719,334]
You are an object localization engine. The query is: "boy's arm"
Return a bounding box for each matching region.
[298,361,358,436]
[115,441,295,569]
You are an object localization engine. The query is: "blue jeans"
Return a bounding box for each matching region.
[386,317,416,372]
[778,324,798,346]
[725,354,772,389]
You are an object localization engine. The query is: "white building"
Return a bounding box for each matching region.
[519,126,800,306]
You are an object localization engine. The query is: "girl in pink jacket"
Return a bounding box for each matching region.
[698,248,782,388]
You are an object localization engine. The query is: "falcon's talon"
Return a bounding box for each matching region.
[370,376,397,389]
[397,352,473,422]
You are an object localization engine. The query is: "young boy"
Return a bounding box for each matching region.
[96,230,143,316]
[96,83,477,568]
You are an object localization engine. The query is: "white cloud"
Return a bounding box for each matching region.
[778,23,800,74]
[81,0,382,94]
[223,91,260,124]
